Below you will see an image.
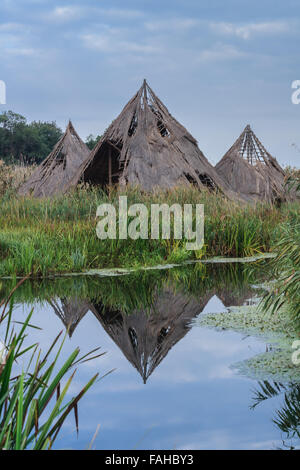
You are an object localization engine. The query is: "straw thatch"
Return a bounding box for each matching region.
[45,280,258,381]
[216,287,258,308]
[49,297,90,337]
[69,80,236,196]
[90,287,212,384]
[18,121,90,197]
[215,125,286,202]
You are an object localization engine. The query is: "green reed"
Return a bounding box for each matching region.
[0,185,299,276]
[0,280,105,450]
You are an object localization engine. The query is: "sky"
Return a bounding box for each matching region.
[0,0,300,167]
[12,295,286,450]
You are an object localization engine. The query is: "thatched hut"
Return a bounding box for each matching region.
[18,121,90,197]
[90,287,212,383]
[49,297,90,337]
[69,80,235,195]
[215,125,286,202]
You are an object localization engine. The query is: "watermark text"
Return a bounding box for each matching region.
[291,80,300,104]
[0,81,6,105]
[292,340,300,365]
[96,196,204,251]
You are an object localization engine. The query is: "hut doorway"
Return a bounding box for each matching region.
[84,142,122,187]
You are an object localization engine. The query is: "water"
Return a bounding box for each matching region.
[1,263,299,450]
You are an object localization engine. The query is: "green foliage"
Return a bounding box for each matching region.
[251,381,300,448]
[0,186,299,276]
[85,134,102,150]
[0,111,63,164]
[0,262,263,316]
[262,223,300,326]
[0,283,104,449]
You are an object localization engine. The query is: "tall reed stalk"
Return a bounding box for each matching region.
[0,279,105,450]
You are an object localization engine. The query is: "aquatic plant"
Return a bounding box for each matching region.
[0,280,104,450]
[262,223,300,326]
[251,380,300,449]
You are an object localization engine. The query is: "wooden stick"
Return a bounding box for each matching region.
[108,146,112,187]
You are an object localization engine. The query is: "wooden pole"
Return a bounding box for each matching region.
[108,146,112,187]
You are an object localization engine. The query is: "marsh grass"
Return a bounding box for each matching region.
[0,262,270,319]
[0,161,35,197]
[0,185,299,276]
[262,223,300,327]
[0,279,104,450]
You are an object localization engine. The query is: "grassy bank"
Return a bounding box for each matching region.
[262,223,300,325]
[0,185,299,276]
[0,262,265,313]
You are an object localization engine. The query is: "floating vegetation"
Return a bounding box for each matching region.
[194,303,300,383]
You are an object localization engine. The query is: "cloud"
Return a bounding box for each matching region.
[5,47,36,56]
[145,18,198,32]
[0,22,26,32]
[0,26,38,57]
[48,6,84,23]
[47,6,143,24]
[210,21,291,40]
[81,28,159,55]
[197,43,245,62]
[96,8,144,20]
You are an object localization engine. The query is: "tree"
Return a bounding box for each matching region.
[85,134,102,150]
[26,121,63,164]
[0,111,63,164]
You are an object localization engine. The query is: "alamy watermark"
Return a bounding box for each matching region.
[292,340,300,366]
[0,80,6,105]
[96,196,204,251]
[291,80,300,104]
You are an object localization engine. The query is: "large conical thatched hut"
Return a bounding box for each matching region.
[69,80,235,195]
[90,287,212,384]
[18,121,90,197]
[215,125,286,202]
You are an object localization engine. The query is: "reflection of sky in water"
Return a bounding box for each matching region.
[11,293,290,451]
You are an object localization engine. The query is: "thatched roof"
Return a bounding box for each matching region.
[18,121,90,197]
[49,297,90,337]
[45,280,258,378]
[90,287,212,384]
[69,80,235,196]
[216,287,258,308]
[215,125,286,202]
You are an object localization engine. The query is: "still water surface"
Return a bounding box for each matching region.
[2,263,299,450]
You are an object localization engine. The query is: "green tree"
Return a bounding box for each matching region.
[26,121,63,164]
[0,111,63,164]
[85,134,102,150]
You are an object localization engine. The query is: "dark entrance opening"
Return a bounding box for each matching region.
[84,142,122,187]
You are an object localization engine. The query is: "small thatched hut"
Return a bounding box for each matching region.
[69,80,235,195]
[215,125,286,202]
[18,121,90,197]
[49,297,90,337]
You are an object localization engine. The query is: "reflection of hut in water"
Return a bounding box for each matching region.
[45,274,260,382]
[49,297,90,337]
[89,288,213,384]
[216,286,258,308]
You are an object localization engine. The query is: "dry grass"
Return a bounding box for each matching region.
[0,161,36,196]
